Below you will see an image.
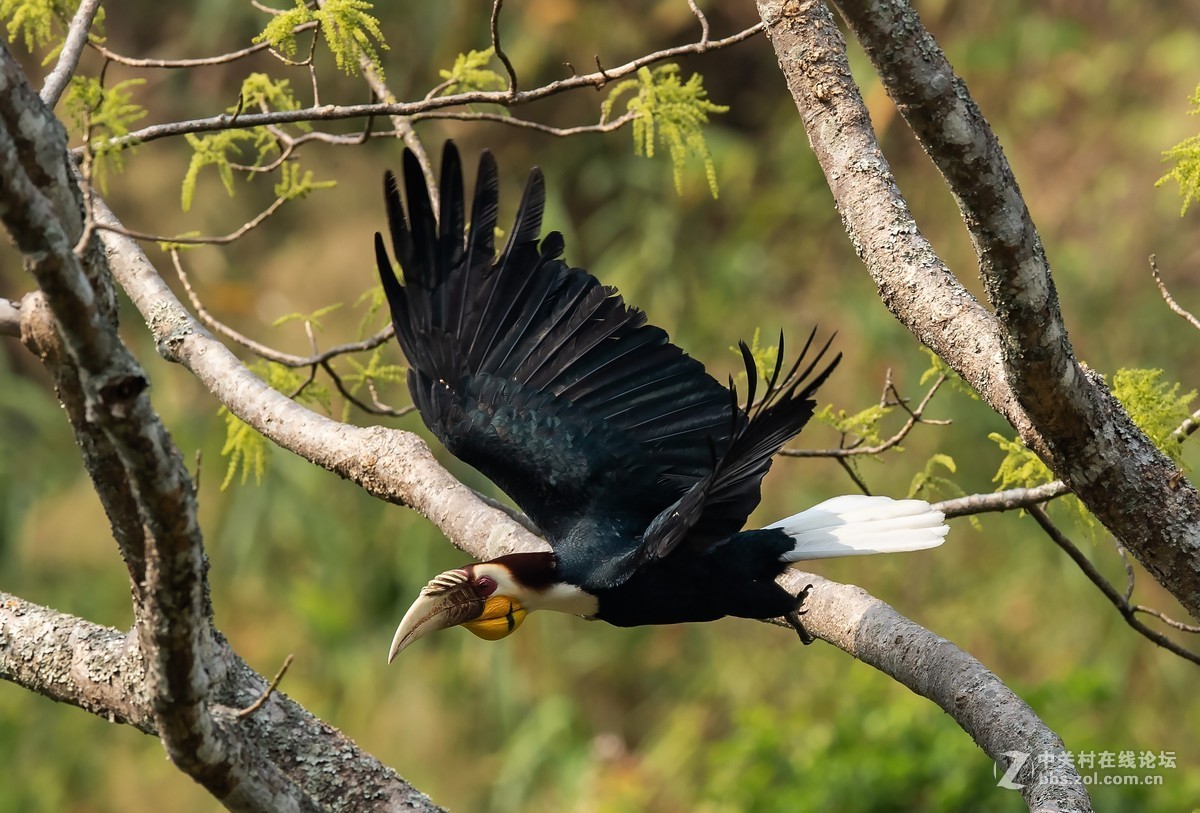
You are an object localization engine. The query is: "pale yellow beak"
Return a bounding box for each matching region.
[387,570,529,662]
[388,570,483,662]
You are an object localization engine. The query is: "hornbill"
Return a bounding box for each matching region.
[376,142,948,660]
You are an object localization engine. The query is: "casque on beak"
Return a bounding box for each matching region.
[387,567,528,662]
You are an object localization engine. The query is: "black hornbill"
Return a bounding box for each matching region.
[376,143,947,660]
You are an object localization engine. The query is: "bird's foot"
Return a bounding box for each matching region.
[785,583,815,645]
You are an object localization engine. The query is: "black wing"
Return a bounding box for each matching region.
[375,142,835,589]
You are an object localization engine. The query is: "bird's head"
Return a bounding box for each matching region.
[387,552,595,661]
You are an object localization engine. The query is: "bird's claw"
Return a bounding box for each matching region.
[785,583,815,645]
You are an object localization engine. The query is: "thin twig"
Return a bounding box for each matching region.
[837,457,872,495]
[97,23,764,151]
[98,195,291,247]
[1028,506,1200,666]
[237,654,295,718]
[169,250,394,368]
[687,0,711,48]
[490,0,518,95]
[86,27,319,69]
[1150,254,1200,332]
[781,374,948,458]
[40,0,103,107]
[319,360,414,418]
[933,481,1071,518]
[410,109,638,137]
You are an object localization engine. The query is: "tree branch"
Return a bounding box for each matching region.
[933,481,1071,518]
[39,0,102,108]
[95,23,764,152]
[773,569,1092,812]
[756,0,1200,621]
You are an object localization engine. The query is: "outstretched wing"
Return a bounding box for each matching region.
[635,331,840,568]
[376,143,745,582]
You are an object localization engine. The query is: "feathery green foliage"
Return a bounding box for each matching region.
[63,76,145,192]
[274,161,337,201]
[919,347,978,400]
[219,361,330,490]
[437,47,508,96]
[254,0,387,78]
[601,64,728,197]
[339,348,407,419]
[354,284,389,339]
[988,432,1053,491]
[272,302,343,330]
[815,403,894,449]
[1,0,73,57]
[180,75,324,211]
[729,327,779,385]
[1157,84,1200,215]
[1110,368,1195,466]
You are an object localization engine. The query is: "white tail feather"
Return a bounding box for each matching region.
[767,495,948,563]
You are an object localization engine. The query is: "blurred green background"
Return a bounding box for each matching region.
[2,1,1199,810]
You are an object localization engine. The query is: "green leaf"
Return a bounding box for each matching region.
[180,75,322,211]
[728,327,779,385]
[272,302,344,330]
[437,47,508,95]
[908,453,980,530]
[252,0,314,61]
[815,403,894,449]
[1,0,75,55]
[987,432,1053,491]
[1111,367,1196,466]
[254,0,387,77]
[274,161,337,200]
[602,64,728,198]
[63,76,146,193]
[219,361,330,490]
[318,0,387,77]
[1156,84,1200,215]
[918,347,978,400]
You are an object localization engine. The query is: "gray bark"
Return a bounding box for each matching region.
[755,0,1200,620]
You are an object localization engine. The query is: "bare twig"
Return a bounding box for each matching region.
[99,194,291,247]
[238,654,295,718]
[1028,506,1200,666]
[1150,254,1200,332]
[687,0,711,48]
[40,0,103,107]
[490,0,518,95]
[169,249,394,369]
[320,359,414,418]
[781,374,947,458]
[410,109,638,137]
[96,23,764,151]
[933,481,1071,518]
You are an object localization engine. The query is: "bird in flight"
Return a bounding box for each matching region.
[376,142,947,660]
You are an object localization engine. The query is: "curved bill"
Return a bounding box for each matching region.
[387,575,483,662]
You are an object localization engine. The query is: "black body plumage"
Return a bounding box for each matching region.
[376,143,840,626]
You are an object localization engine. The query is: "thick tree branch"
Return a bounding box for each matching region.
[774,570,1091,812]
[0,592,446,812]
[756,0,1200,621]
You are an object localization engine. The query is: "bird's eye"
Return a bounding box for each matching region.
[474,575,498,597]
